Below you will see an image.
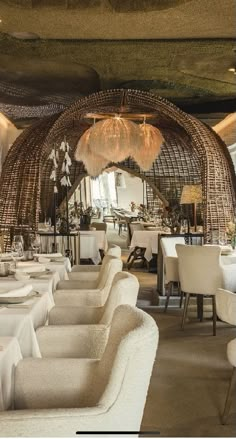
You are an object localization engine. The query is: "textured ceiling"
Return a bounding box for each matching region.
[0,0,235,125]
[0,0,235,39]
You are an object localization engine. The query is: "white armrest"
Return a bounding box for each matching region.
[68,272,99,281]
[71,265,101,273]
[54,290,103,306]
[36,325,108,358]
[14,358,98,409]
[57,280,98,290]
[0,405,110,437]
[164,256,179,284]
[49,305,103,325]
[222,265,236,292]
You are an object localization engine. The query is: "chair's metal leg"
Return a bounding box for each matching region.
[212,295,217,336]
[164,282,172,312]
[222,368,236,424]
[181,293,190,330]
[197,295,204,321]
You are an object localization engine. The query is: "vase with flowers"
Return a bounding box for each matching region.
[226,221,236,249]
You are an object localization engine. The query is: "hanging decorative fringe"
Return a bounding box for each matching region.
[74,117,163,176]
[75,129,109,177]
[134,123,163,170]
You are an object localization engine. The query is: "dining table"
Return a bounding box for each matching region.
[0,337,22,411]
[39,231,108,265]
[0,291,52,358]
[0,271,59,305]
[16,259,70,281]
[129,230,162,262]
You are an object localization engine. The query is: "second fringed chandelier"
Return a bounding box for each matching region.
[74,113,163,177]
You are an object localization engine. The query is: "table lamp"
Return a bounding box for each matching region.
[180,184,202,232]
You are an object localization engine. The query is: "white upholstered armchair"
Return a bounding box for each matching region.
[216,288,236,424]
[69,245,121,281]
[54,256,123,307]
[36,272,139,358]
[0,305,159,437]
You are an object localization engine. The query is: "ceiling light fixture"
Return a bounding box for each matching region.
[75,113,163,177]
[228,67,236,74]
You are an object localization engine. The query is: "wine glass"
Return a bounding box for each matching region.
[31,234,41,254]
[218,231,227,246]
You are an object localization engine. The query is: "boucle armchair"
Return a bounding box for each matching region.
[54,256,123,307]
[36,272,139,358]
[216,288,236,424]
[176,244,236,335]
[0,305,159,437]
[69,245,121,281]
[160,237,185,311]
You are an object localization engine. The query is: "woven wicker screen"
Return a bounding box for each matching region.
[0,89,235,243]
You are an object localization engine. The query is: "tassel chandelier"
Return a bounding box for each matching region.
[75,112,163,177]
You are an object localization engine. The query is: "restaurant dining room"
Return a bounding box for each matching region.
[0,1,236,438]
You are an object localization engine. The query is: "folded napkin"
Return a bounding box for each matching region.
[0,284,33,298]
[16,262,46,273]
[35,253,62,258]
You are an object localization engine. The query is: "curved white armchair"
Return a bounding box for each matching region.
[54,256,123,307]
[36,272,139,358]
[176,244,236,335]
[0,305,159,436]
[216,288,236,424]
[69,245,121,281]
[161,237,185,311]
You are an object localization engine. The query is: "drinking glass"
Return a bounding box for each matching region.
[218,232,227,246]
[31,234,41,254]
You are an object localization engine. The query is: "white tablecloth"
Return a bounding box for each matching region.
[221,250,236,265]
[80,231,108,251]
[39,232,108,265]
[130,231,161,261]
[0,337,22,411]
[0,272,60,305]
[0,292,52,358]
[16,260,69,281]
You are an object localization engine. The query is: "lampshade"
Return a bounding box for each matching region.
[75,116,163,177]
[115,172,126,188]
[78,117,142,163]
[180,184,202,204]
[74,129,109,177]
[134,123,163,170]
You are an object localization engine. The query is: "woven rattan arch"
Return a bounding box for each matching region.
[0,89,235,243]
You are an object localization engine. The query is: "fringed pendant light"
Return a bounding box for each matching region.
[75,115,163,176]
[134,123,163,171]
[75,129,109,177]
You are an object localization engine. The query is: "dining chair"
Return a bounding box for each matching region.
[69,245,121,281]
[127,223,147,269]
[54,256,123,307]
[36,272,139,358]
[175,244,236,335]
[0,305,159,436]
[160,236,185,311]
[216,288,236,424]
[90,222,107,232]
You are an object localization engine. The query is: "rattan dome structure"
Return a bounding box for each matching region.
[0,89,235,243]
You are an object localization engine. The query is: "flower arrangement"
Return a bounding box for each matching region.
[130,202,153,221]
[226,220,236,249]
[161,203,184,234]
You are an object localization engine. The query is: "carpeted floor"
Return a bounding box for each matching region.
[106,224,236,436]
